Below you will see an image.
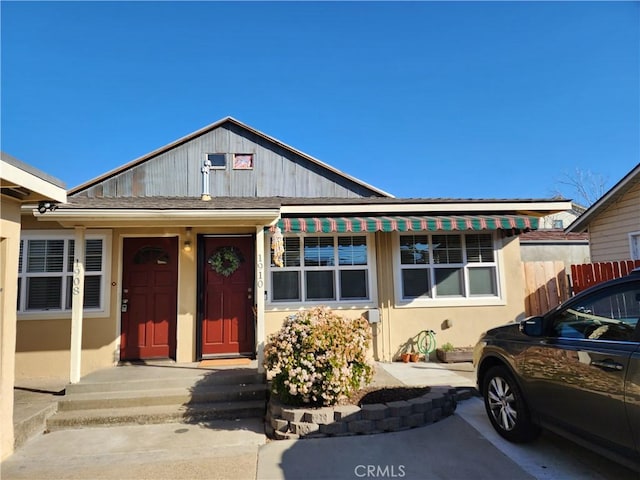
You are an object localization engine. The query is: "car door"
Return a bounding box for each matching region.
[522,282,640,456]
[627,344,640,458]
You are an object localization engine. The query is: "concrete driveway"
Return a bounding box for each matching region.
[3,398,636,480]
[2,361,638,479]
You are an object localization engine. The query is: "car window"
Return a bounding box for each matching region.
[550,284,640,341]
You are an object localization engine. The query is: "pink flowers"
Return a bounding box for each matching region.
[264,307,374,406]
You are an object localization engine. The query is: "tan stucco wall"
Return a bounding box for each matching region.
[263,232,527,363]
[14,225,259,378]
[15,218,119,380]
[15,223,529,377]
[1,197,21,460]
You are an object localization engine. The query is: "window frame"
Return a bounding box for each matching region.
[547,283,640,341]
[629,231,640,260]
[17,230,111,319]
[393,231,506,307]
[266,232,378,309]
[205,153,227,170]
[232,153,254,170]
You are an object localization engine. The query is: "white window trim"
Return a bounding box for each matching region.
[392,231,506,308]
[206,153,227,170]
[629,231,640,260]
[17,229,112,320]
[265,232,378,310]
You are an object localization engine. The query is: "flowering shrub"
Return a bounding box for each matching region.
[264,307,374,406]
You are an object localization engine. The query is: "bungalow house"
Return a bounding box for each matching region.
[15,117,571,382]
[566,163,640,262]
[1,152,67,460]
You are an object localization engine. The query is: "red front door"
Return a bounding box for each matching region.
[202,236,255,357]
[121,237,178,360]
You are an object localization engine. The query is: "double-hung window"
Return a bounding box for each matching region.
[398,233,499,301]
[17,232,108,314]
[269,234,373,304]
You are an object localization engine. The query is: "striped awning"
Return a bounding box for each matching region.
[271,215,538,233]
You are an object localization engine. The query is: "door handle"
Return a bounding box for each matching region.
[591,360,623,371]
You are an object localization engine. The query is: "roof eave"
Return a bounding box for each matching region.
[280,200,572,216]
[32,208,281,228]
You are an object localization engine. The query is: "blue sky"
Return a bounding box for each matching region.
[2,1,638,201]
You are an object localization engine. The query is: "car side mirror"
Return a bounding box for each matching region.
[520,316,544,337]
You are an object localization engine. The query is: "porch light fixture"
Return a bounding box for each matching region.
[37,201,58,214]
[183,227,192,252]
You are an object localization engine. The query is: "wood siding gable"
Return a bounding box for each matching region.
[589,181,640,261]
[71,119,389,200]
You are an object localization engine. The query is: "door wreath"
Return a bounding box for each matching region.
[208,246,243,277]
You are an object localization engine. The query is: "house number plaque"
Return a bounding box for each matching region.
[72,259,83,295]
[257,253,264,288]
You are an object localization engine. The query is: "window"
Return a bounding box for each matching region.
[398,233,498,300]
[269,234,373,304]
[552,219,564,229]
[233,153,253,170]
[18,233,108,313]
[206,153,226,169]
[630,232,640,260]
[550,284,640,341]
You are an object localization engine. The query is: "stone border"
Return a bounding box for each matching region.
[265,386,474,440]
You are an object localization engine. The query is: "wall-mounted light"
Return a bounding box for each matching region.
[37,201,58,214]
[183,227,192,252]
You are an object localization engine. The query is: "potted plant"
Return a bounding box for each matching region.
[409,349,420,362]
[436,342,473,363]
[398,338,417,363]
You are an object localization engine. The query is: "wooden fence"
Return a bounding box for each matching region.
[570,260,640,294]
[523,261,570,317]
[523,259,640,316]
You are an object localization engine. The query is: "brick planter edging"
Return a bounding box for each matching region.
[265,386,471,440]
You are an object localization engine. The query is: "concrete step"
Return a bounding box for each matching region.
[57,383,267,411]
[13,402,57,450]
[65,372,265,395]
[47,400,266,431]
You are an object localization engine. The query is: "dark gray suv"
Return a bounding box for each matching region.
[474,269,640,471]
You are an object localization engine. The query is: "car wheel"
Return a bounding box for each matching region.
[482,365,540,443]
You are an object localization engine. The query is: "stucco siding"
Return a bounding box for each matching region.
[264,233,527,361]
[382,236,526,358]
[1,198,21,460]
[520,244,590,264]
[589,182,640,262]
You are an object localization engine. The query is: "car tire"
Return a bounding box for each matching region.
[482,365,540,443]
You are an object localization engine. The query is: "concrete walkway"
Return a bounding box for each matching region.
[1,361,538,480]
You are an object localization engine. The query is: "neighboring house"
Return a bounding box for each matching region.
[1,152,67,460]
[566,163,640,262]
[15,117,571,382]
[537,202,587,230]
[520,202,590,264]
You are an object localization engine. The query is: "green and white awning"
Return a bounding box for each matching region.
[271,215,538,234]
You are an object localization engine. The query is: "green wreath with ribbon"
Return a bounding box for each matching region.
[208,246,243,277]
